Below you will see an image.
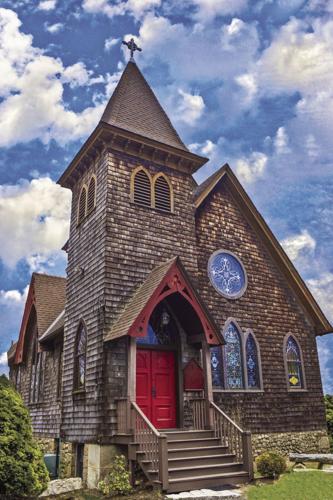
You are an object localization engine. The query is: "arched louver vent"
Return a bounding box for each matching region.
[134,170,151,207]
[87,177,96,214]
[154,176,171,212]
[78,187,87,224]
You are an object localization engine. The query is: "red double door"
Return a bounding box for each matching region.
[136,349,177,429]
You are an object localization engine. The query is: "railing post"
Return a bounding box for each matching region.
[126,400,132,434]
[158,434,169,491]
[242,431,254,480]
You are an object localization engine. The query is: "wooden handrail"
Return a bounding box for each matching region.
[210,401,244,433]
[131,402,169,490]
[131,402,163,437]
[210,401,253,480]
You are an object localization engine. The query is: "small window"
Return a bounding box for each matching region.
[285,336,304,389]
[78,186,87,224]
[154,175,172,212]
[30,340,43,403]
[87,176,96,214]
[74,322,87,390]
[133,169,151,207]
[245,333,260,389]
[57,346,63,399]
[75,443,84,478]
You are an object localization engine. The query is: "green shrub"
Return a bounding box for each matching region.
[256,451,287,479]
[0,375,49,496]
[98,454,132,496]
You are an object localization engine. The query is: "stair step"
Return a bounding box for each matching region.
[168,446,228,458]
[165,430,214,441]
[167,471,249,493]
[168,462,244,479]
[168,454,236,467]
[168,437,221,449]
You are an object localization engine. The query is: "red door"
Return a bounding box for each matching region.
[136,350,177,429]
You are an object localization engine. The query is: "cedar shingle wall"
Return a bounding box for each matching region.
[195,182,326,433]
[61,153,108,442]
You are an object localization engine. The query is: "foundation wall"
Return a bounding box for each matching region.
[252,429,330,457]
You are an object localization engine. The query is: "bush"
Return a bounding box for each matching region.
[256,451,287,479]
[98,454,132,496]
[0,374,49,497]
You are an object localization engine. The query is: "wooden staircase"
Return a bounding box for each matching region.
[127,401,253,493]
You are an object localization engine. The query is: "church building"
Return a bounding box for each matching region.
[8,46,331,493]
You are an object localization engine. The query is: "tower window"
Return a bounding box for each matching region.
[78,186,87,224]
[154,175,172,212]
[133,168,152,207]
[87,176,96,214]
[74,322,87,390]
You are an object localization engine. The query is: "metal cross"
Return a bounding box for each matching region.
[122,38,142,61]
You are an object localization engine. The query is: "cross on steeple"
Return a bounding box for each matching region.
[122,38,142,61]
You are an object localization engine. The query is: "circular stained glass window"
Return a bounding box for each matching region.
[208,250,247,299]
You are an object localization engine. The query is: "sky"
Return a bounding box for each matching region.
[0,0,332,392]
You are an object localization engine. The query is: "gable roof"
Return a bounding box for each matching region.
[104,256,223,345]
[14,273,66,363]
[101,61,187,151]
[194,164,332,336]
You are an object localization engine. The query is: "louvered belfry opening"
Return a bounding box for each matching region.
[87,177,96,214]
[78,187,87,223]
[134,169,151,207]
[155,176,171,212]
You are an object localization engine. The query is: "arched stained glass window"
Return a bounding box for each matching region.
[224,322,244,389]
[211,346,224,388]
[286,336,303,389]
[246,333,260,389]
[75,323,87,389]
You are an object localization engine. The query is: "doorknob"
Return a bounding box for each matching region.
[152,386,156,398]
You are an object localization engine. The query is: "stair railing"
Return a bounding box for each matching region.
[210,401,253,480]
[131,402,169,490]
[191,398,207,429]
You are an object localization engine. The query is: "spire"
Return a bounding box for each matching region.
[100,61,188,152]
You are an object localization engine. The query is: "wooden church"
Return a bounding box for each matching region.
[8,46,331,492]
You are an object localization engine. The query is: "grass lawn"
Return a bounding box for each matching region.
[247,471,333,500]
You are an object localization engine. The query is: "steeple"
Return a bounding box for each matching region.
[101,61,188,151]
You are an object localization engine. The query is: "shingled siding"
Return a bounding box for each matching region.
[61,152,108,443]
[101,150,199,437]
[195,182,327,434]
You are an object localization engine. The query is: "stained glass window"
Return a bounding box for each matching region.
[211,346,224,387]
[224,323,244,389]
[136,306,177,346]
[75,323,87,389]
[208,251,247,299]
[286,336,303,388]
[246,333,260,389]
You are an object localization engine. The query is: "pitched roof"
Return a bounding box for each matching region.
[101,61,187,151]
[33,273,66,337]
[194,164,332,335]
[39,309,65,344]
[14,273,66,363]
[7,341,17,363]
[104,256,222,345]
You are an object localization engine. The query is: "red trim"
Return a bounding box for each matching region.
[129,261,221,345]
[14,279,36,364]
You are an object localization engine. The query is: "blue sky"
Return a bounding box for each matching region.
[0,0,332,392]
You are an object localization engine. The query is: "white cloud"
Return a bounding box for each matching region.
[37,0,57,10]
[0,8,107,147]
[82,0,161,19]
[274,126,290,155]
[307,273,333,323]
[235,152,268,184]
[45,22,63,34]
[191,0,248,22]
[0,352,8,366]
[0,288,28,305]
[0,177,71,268]
[317,339,333,394]
[280,229,316,262]
[104,37,120,51]
[173,89,205,126]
